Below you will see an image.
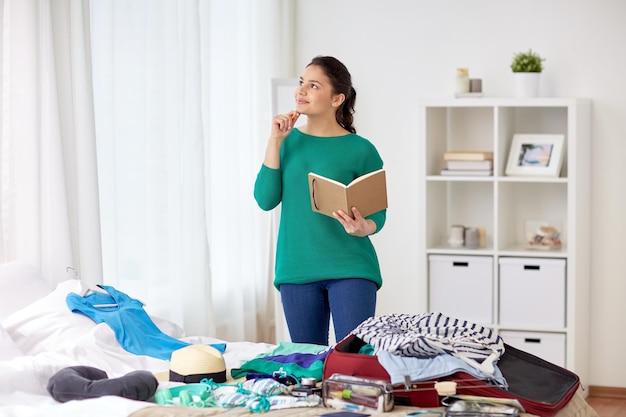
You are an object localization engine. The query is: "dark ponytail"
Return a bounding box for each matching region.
[307,56,357,134]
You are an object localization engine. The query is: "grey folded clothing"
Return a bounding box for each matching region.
[47,366,158,402]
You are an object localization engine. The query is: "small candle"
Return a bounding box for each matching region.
[465,227,479,249]
[455,68,470,94]
[469,78,482,93]
[448,225,465,248]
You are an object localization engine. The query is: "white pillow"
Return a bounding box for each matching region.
[1,279,96,355]
[2,279,187,356]
[0,323,23,360]
[0,261,54,320]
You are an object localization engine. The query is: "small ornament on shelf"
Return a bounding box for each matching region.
[446,225,487,249]
[525,220,562,250]
[455,68,470,94]
[448,225,465,248]
[454,67,484,98]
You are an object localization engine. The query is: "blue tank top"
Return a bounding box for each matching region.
[66,285,226,361]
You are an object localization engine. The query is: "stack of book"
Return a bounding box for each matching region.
[441,151,494,176]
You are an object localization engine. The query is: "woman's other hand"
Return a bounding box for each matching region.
[333,207,377,237]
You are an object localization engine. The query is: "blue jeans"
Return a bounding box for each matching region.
[280,278,377,346]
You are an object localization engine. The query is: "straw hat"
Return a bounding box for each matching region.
[168,344,226,383]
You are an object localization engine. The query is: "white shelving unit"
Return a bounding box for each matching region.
[418,97,591,388]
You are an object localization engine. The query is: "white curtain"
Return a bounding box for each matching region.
[91,0,294,341]
[0,0,102,286]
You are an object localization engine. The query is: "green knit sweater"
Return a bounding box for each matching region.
[254,128,386,290]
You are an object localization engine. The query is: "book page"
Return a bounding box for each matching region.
[345,170,387,218]
[309,174,350,217]
[308,169,387,218]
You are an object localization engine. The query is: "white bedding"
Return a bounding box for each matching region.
[0,262,598,417]
[0,263,274,417]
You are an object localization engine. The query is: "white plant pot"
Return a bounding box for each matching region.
[513,72,541,98]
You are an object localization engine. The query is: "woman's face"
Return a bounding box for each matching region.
[295,65,344,117]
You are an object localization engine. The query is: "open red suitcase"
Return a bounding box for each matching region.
[323,334,580,417]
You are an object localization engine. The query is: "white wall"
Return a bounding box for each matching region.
[291,0,626,389]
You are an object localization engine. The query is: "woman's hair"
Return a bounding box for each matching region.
[307,56,357,134]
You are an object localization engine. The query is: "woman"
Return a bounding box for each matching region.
[254,56,386,346]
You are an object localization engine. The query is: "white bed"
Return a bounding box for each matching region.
[0,262,598,417]
[0,262,276,417]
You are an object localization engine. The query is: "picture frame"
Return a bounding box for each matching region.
[505,134,565,177]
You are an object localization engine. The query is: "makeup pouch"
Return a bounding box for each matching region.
[322,373,394,413]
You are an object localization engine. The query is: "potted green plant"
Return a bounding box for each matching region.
[510,49,545,97]
[511,49,545,73]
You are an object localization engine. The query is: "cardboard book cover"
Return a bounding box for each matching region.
[308,169,387,219]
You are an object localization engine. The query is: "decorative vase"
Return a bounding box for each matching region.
[513,72,541,98]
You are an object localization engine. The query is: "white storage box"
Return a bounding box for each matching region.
[429,255,493,324]
[499,257,566,328]
[500,330,566,367]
